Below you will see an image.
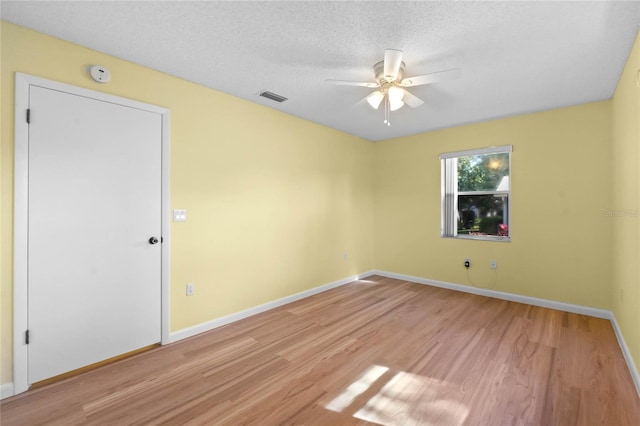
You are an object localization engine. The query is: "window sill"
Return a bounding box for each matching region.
[444,234,511,242]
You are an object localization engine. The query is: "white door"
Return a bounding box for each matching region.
[27,85,162,384]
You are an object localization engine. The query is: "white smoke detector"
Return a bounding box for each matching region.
[89,65,111,83]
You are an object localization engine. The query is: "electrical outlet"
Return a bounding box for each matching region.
[490,260,497,269]
[343,252,348,261]
[186,283,194,296]
[464,258,470,268]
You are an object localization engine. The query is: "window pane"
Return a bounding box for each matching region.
[457,195,509,236]
[458,153,509,192]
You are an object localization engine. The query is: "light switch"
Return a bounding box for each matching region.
[173,209,187,222]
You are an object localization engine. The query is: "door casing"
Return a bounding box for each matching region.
[13,72,171,395]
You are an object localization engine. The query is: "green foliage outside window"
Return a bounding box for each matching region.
[457,153,510,235]
[458,153,509,192]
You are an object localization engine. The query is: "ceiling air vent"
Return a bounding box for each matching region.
[259,91,288,103]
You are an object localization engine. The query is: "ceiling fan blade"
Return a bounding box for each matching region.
[352,95,371,109]
[401,68,461,87]
[401,89,424,108]
[325,79,379,88]
[383,49,403,81]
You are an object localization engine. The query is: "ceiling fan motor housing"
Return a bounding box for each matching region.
[374,60,405,84]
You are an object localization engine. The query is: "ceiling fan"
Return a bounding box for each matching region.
[326,49,460,126]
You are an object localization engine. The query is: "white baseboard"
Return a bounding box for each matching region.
[609,313,640,396]
[367,269,640,396]
[168,271,374,343]
[367,270,611,318]
[1,382,15,400]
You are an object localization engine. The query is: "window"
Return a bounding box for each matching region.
[441,145,511,241]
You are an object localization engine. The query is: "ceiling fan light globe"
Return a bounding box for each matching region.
[387,86,404,102]
[366,91,384,109]
[390,98,404,111]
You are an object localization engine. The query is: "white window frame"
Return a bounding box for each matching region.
[440,145,512,241]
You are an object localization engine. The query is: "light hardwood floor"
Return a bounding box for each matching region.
[2,276,639,425]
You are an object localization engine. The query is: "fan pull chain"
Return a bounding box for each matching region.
[383,96,391,126]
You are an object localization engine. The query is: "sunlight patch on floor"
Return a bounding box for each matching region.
[354,371,469,426]
[325,365,389,413]
[325,365,469,426]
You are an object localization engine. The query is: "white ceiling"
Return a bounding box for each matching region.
[2,1,640,142]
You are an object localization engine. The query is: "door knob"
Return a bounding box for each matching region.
[149,237,159,245]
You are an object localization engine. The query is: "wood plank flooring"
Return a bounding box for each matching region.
[2,276,639,425]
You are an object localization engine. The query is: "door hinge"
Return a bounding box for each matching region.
[25,330,30,345]
[26,109,30,124]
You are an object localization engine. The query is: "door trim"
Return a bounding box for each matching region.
[13,73,171,395]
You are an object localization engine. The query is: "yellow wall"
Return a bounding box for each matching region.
[612,32,640,370]
[0,22,374,385]
[373,102,613,308]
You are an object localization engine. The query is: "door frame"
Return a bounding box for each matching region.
[13,73,171,395]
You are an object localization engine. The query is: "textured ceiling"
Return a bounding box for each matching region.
[2,1,640,141]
